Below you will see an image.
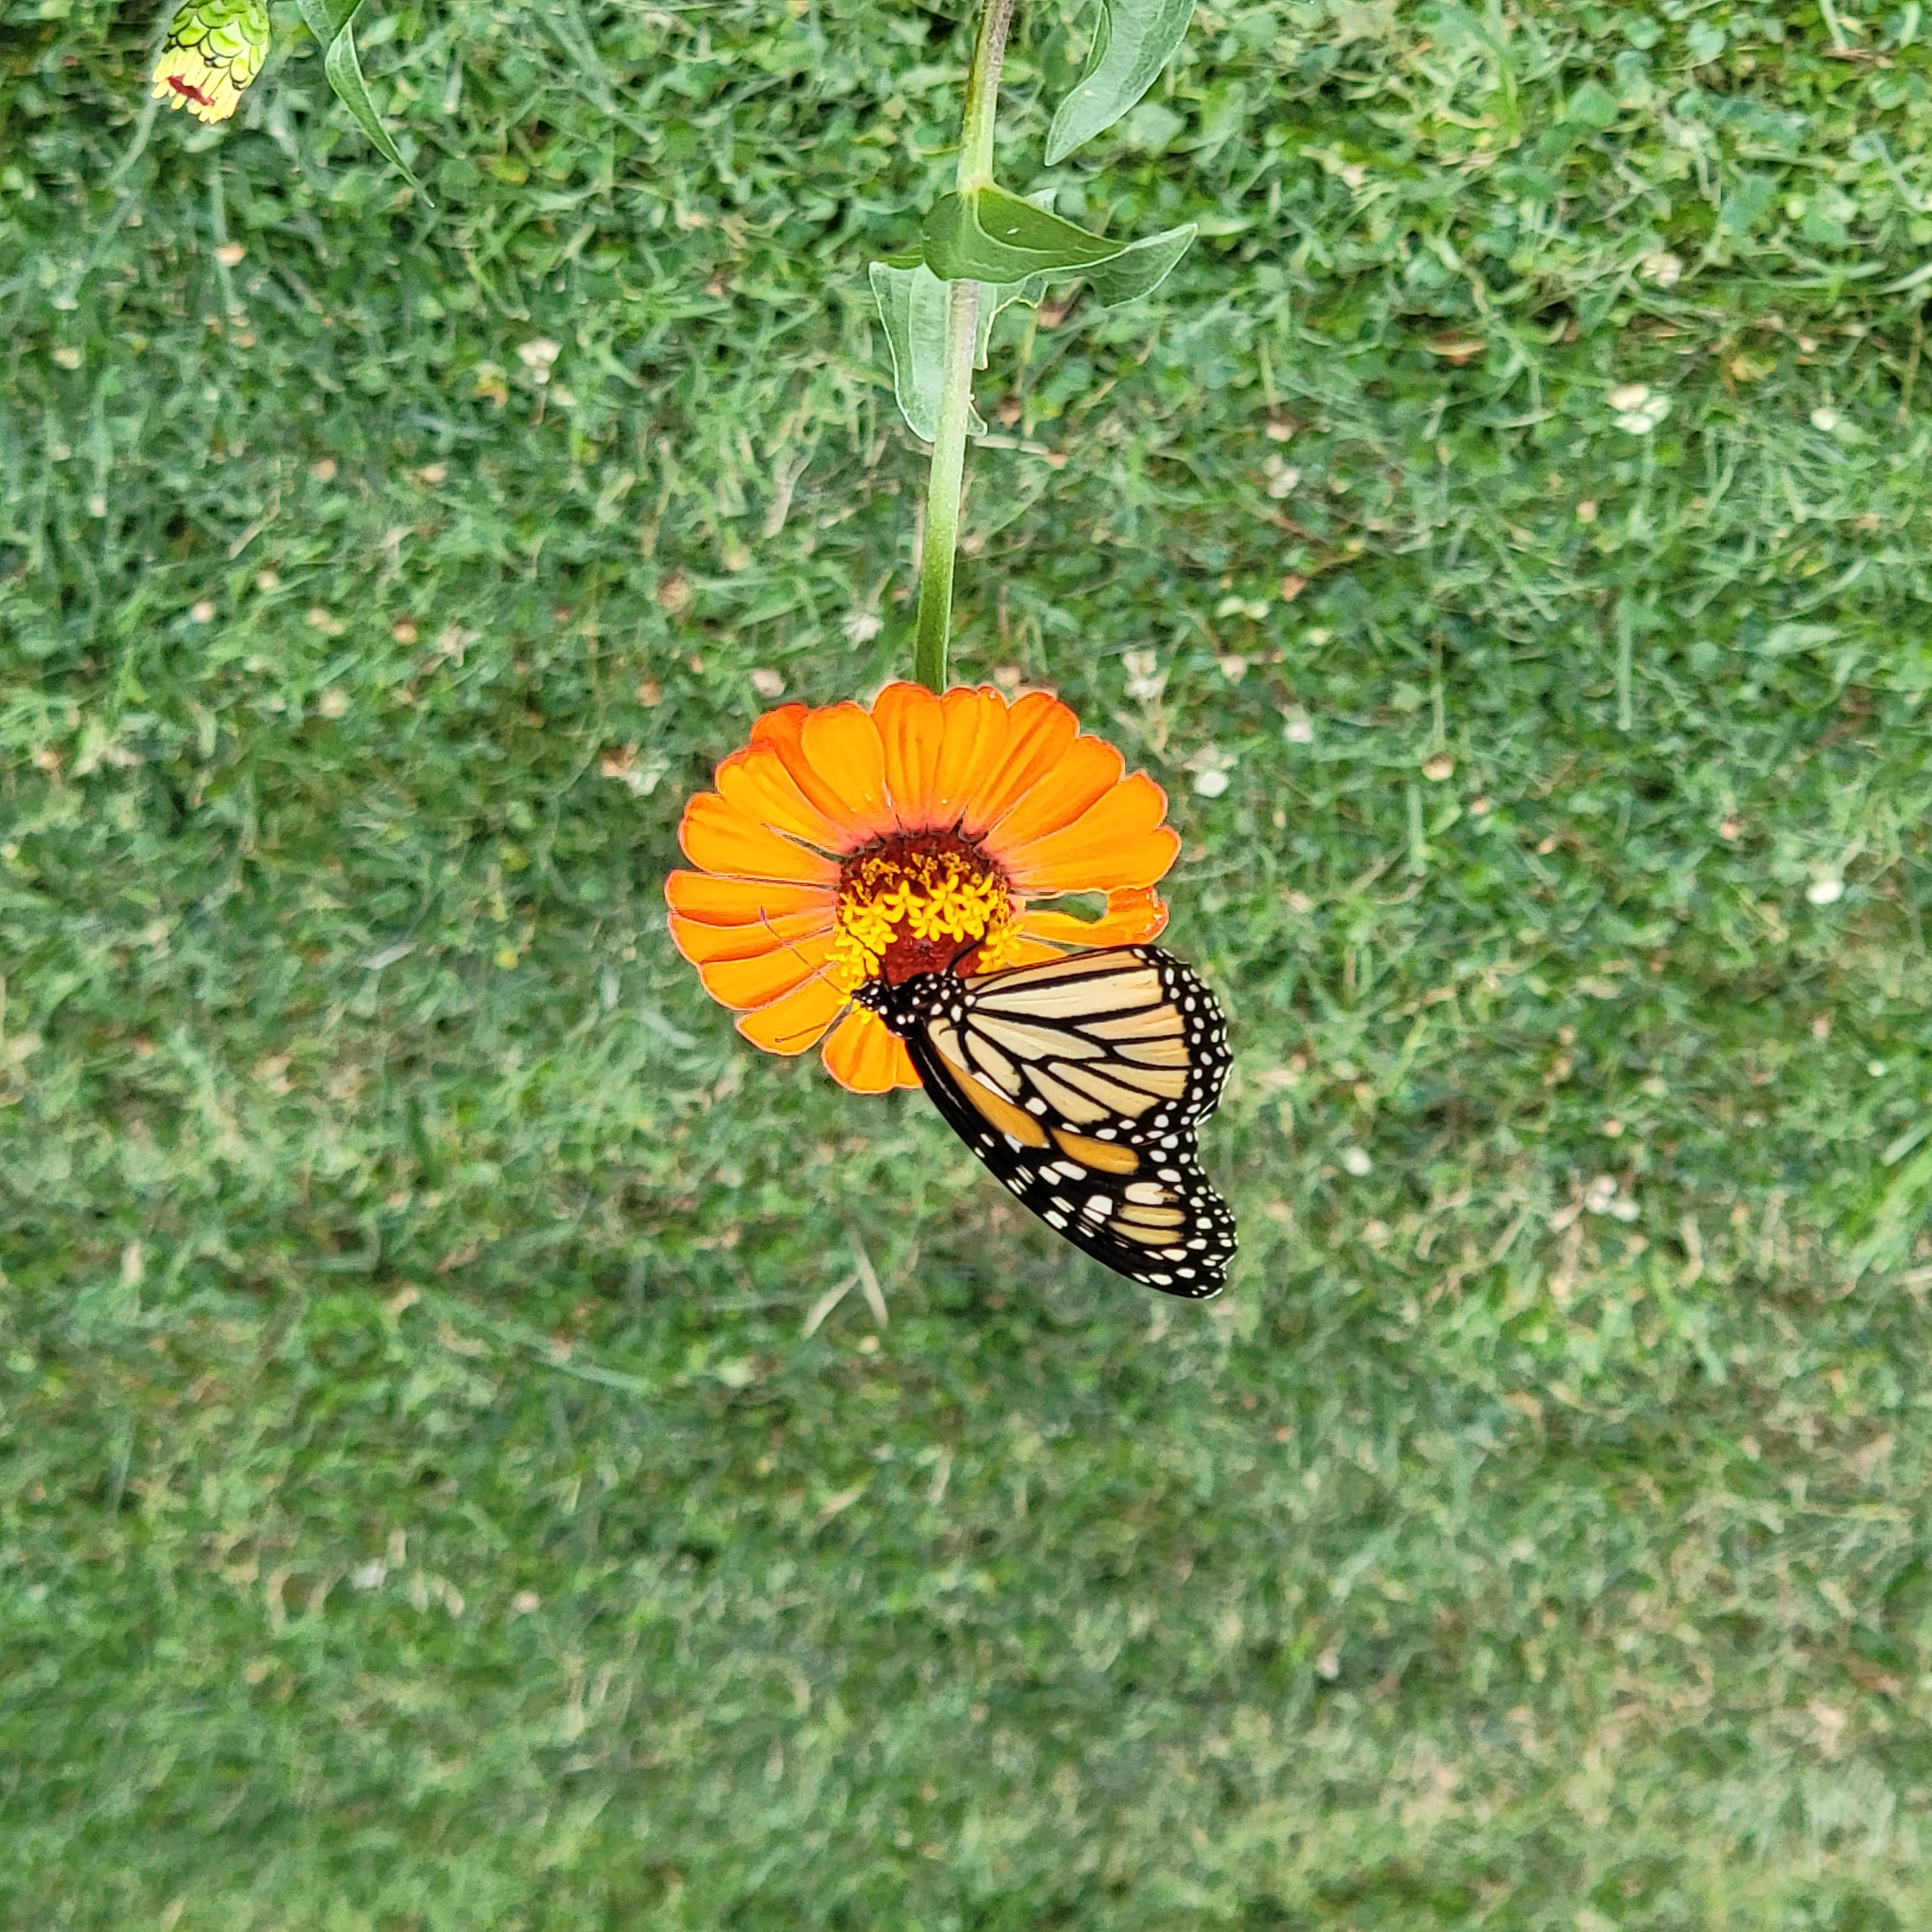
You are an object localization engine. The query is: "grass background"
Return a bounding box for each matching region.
[7,0,1932,1922]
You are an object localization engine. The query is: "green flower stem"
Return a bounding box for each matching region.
[958,0,1016,192]
[912,0,1016,694]
[912,279,981,694]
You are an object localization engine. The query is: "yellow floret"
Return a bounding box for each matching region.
[830,849,1020,991]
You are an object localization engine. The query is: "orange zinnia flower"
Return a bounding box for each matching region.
[664,682,1181,1093]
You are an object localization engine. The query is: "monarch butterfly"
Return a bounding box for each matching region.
[854,945,1237,1297]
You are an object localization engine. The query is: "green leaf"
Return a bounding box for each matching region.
[295,0,430,200]
[1719,172,1777,235]
[924,185,1129,283]
[889,191,1189,437]
[1084,222,1195,307]
[296,0,355,36]
[1850,1138,1932,1277]
[1044,0,1195,167]
[868,262,986,444]
[976,276,1049,366]
[1563,77,1620,130]
[868,262,1047,443]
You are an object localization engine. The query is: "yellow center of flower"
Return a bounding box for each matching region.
[830,835,1023,991]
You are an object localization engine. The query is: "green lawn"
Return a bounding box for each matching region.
[7,0,1932,1924]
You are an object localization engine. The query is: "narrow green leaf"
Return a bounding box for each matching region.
[323,26,426,190]
[1045,0,1195,167]
[924,185,1127,283]
[1084,221,1195,307]
[296,0,430,200]
[971,189,1054,359]
[1850,1138,1932,1277]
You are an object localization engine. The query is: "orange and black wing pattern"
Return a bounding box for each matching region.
[858,947,1236,1296]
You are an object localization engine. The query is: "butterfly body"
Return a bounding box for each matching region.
[855,946,1237,1297]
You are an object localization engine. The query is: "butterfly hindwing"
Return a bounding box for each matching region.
[862,946,1237,1297]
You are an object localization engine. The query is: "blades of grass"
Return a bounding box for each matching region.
[1616,593,1634,732]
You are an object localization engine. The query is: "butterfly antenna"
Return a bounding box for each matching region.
[767,989,858,1049]
[753,905,832,975]
[743,905,869,1049]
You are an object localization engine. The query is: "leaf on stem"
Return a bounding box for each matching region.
[870,262,984,444]
[974,274,1048,362]
[869,261,1045,443]
[924,185,1130,283]
[1083,222,1195,307]
[296,0,429,199]
[923,187,1197,305]
[881,188,1191,440]
[1045,0,1195,166]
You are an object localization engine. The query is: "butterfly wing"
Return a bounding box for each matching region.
[892,947,1237,1297]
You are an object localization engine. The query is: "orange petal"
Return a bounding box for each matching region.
[697,932,833,1012]
[983,734,1125,856]
[670,907,835,967]
[1002,774,1178,894]
[679,792,842,886]
[1000,936,1071,967]
[1017,885,1171,947]
[748,701,891,847]
[736,973,850,1056]
[959,690,1079,838]
[749,703,810,751]
[821,1007,921,1093]
[798,702,896,842]
[715,745,848,851]
[931,685,1012,826]
[874,682,947,830]
[749,703,889,847]
[664,871,836,927]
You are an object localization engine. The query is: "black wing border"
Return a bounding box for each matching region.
[900,1004,1233,1299]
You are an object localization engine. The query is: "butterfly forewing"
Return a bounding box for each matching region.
[861,946,1237,1297]
[961,947,1231,1138]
